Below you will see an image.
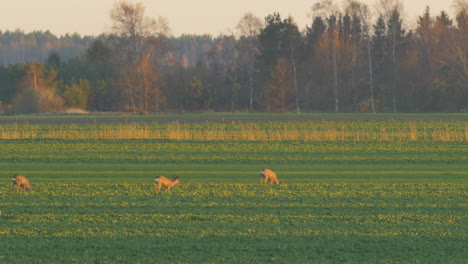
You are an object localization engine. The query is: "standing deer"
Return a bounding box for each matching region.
[260,169,281,184]
[12,174,33,192]
[154,175,180,191]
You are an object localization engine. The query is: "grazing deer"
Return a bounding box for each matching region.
[154,175,180,191]
[12,174,33,192]
[260,169,281,184]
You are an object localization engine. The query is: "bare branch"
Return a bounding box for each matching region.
[236,12,263,38]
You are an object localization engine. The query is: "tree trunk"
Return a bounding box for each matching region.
[351,37,358,111]
[331,31,339,113]
[177,95,181,115]
[143,80,149,115]
[33,70,37,90]
[126,79,137,115]
[248,65,254,112]
[290,48,301,113]
[155,95,160,115]
[391,27,398,113]
[367,39,376,114]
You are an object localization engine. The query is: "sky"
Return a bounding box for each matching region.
[0,0,455,37]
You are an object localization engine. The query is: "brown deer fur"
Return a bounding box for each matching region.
[154,175,180,191]
[12,174,33,192]
[260,169,281,184]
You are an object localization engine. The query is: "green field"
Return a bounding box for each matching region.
[0,117,467,263]
[1,182,466,263]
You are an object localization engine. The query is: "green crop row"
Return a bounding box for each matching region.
[1,139,467,165]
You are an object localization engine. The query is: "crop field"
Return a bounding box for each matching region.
[0,116,467,263]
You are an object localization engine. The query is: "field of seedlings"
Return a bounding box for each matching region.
[0,116,467,263]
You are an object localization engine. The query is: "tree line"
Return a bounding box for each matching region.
[0,30,94,66]
[0,0,466,114]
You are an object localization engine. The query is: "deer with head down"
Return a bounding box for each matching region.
[12,174,33,192]
[154,175,180,191]
[260,169,281,184]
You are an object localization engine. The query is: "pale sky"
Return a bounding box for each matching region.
[0,0,454,37]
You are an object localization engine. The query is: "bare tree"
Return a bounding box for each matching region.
[210,35,240,113]
[119,63,137,114]
[264,57,294,112]
[110,1,170,63]
[453,0,468,29]
[110,1,169,114]
[119,53,162,115]
[283,17,303,113]
[141,53,163,115]
[375,0,405,112]
[236,12,263,112]
[237,12,264,37]
[312,0,341,112]
[346,0,376,113]
[310,0,340,18]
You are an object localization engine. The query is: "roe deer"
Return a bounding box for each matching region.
[12,174,33,192]
[260,169,281,184]
[155,175,180,191]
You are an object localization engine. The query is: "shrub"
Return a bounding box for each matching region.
[11,88,64,114]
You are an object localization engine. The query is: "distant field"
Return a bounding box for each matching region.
[0,112,467,124]
[0,117,466,263]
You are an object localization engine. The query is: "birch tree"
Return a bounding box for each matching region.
[110,1,169,114]
[264,57,294,112]
[283,17,303,113]
[110,1,169,63]
[210,35,240,112]
[236,12,263,112]
[376,0,405,112]
[312,0,341,112]
[346,0,376,113]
